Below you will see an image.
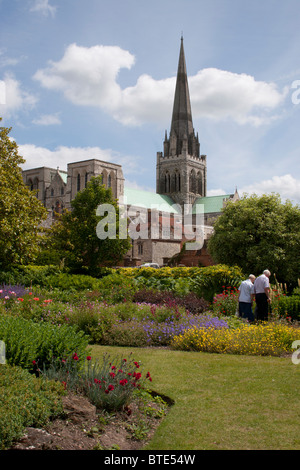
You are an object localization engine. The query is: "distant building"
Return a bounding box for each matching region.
[22,37,238,266]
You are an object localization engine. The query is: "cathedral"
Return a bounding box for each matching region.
[22,38,238,266]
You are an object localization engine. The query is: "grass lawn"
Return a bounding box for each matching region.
[90,345,300,450]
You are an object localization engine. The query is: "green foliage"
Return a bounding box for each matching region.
[189,265,244,302]
[117,264,244,302]
[0,121,47,268]
[0,264,63,287]
[46,176,131,274]
[208,193,300,286]
[0,316,90,370]
[92,273,138,303]
[272,295,300,321]
[0,365,64,449]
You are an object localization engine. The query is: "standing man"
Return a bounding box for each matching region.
[238,274,256,322]
[253,270,271,321]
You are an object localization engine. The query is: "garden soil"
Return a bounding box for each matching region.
[8,392,166,451]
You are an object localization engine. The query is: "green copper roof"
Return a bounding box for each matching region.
[58,171,68,185]
[123,188,181,213]
[192,195,232,214]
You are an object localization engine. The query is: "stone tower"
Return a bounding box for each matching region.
[156,37,207,207]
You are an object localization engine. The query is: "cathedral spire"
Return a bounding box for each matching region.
[156,37,206,205]
[170,36,194,142]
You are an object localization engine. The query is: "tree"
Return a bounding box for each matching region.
[0,120,47,267]
[207,193,300,287]
[48,176,131,274]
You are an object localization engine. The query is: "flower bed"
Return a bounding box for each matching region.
[171,322,300,356]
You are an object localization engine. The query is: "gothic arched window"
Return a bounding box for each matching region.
[189,170,196,193]
[197,171,203,195]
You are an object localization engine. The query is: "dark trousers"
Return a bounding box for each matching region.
[255,293,269,321]
[238,302,254,322]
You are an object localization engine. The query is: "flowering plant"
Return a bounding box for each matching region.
[212,286,239,317]
[83,353,152,411]
[42,352,152,411]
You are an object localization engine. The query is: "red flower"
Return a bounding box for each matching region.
[86,356,92,361]
[108,384,114,391]
[110,372,116,378]
[134,361,140,368]
[73,353,79,361]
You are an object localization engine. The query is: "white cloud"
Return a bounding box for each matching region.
[30,0,56,18]
[190,69,288,126]
[0,73,37,117]
[207,188,228,197]
[19,143,139,176]
[32,113,61,125]
[240,174,300,204]
[33,43,287,127]
[0,49,27,68]
[33,43,135,110]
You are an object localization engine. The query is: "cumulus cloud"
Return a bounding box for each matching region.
[33,43,135,111]
[240,174,300,204]
[0,73,37,117]
[18,143,139,176]
[33,43,287,127]
[189,69,288,126]
[30,0,56,18]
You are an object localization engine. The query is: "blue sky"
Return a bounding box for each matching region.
[1,0,300,204]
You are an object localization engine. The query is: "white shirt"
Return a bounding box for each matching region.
[238,279,254,303]
[254,274,269,294]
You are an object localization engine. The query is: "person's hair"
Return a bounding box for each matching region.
[249,274,255,280]
[263,270,271,277]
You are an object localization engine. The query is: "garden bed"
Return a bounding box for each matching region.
[9,390,170,451]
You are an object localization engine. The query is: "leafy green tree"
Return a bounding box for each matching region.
[207,193,300,287]
[0,120,47,267]
[48,176,131,274]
